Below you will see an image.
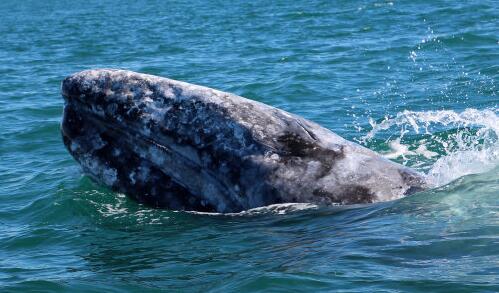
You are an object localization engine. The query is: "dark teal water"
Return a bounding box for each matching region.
[1,0,498,291]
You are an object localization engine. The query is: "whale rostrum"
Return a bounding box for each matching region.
[61,69,427,213]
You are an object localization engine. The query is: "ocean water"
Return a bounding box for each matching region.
[0,0,498,291]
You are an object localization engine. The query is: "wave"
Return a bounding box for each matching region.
[361,107,499,186]
[186,202,319,216]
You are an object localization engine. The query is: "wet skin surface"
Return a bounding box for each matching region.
[62,69,427,212]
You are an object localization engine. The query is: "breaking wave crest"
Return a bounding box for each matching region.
[186,203,319,216]
[362,107,499,187]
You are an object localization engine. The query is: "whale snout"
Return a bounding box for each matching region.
[61,69,158,136]
[62,70,123,110]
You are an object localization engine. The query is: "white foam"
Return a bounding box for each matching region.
[362,107,499,187]
[186,202,319,216]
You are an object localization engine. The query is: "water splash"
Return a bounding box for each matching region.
[186,202,319,216]
[362,108,499,186]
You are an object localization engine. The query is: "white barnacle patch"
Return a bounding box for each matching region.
[78,154,117,187]
[115,92,128,103]
[162,87,175,99]
[306,160,322,177]
[270,153,280,160]
[112,147,121,157]
[70,141,80,152]
[102,167,118,186]
[80,79,93,92]
[79,154,100,175]
[179,85,202,101]
[149,106,167,122]
[104,88,114,96]
[84,70,100,77]
[90,133,106,150]
[340,151,368,173]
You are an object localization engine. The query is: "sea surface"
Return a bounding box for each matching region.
[0,0,498,292]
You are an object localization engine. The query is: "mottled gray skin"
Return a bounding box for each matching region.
[61,69,427,213]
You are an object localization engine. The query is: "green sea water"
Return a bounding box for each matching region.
[0,0,498,292]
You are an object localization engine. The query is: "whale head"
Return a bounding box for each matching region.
[61,69,428,212]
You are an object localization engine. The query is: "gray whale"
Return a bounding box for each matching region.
[61,69,427,213]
